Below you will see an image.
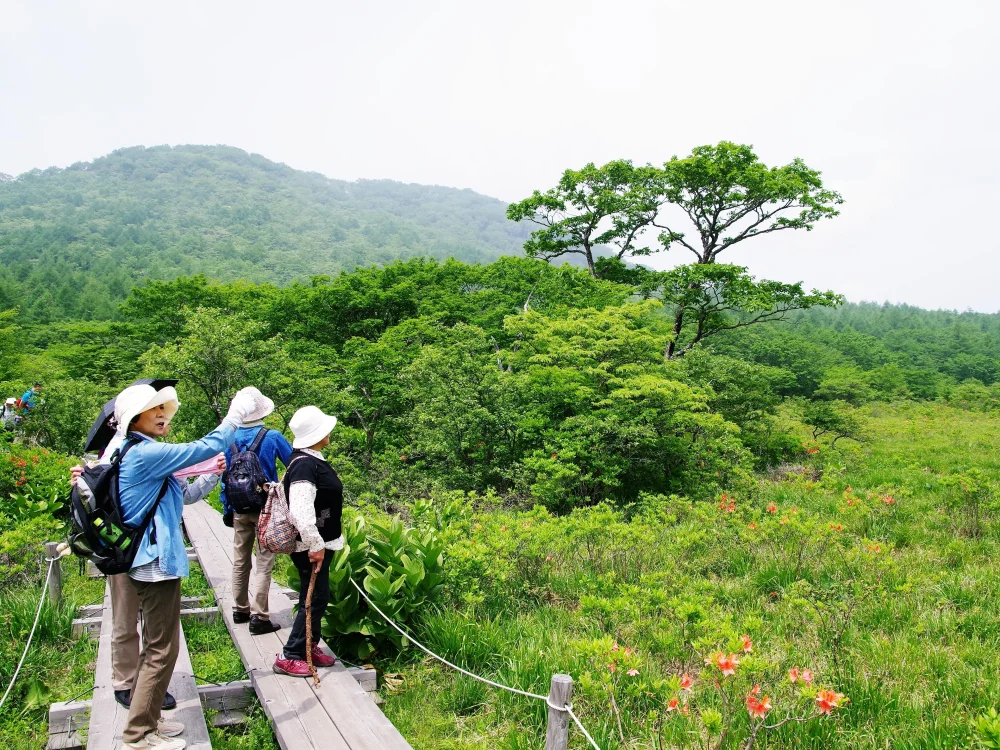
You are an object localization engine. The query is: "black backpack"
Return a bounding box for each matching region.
[223,427,270,513]
[69,436,169,575]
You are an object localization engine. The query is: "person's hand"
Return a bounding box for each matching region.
[69,465,83,487]
[224,388,257,425]
[223,511,234,528]
[308,548,324,570]
[212,454,227,475]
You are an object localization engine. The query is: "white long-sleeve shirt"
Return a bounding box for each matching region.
[287,448,345,553]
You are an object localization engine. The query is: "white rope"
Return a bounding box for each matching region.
[350,578,602,749]
[0,558,55,712]
[567,704,602,750]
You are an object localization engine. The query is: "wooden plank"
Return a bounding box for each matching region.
[184,501,338,750]
[86,582,127,750]
[185,501,414,749]
[79,596,207,618]
[47,700,89,750]
[73,607,220,641]
[198,681,254,712]
[71,616,102,640]
[170,623,212,750]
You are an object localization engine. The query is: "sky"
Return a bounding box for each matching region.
[1,0,998,311]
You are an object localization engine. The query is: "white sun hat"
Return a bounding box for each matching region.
[289,405,338,449]
[114,384,180,436]
[241,386,275,423]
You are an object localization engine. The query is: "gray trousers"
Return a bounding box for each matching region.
[232,511,275,619]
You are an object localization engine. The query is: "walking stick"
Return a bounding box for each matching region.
[305,563,321,686]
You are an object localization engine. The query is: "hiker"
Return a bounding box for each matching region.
[17,382,41,413]
[72,410,226,717]
[108,383,257,750]
[272,405,343,677]
[220,387,292,636]
[1,397,16,429]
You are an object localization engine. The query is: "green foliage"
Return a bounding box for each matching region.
[506,160,662,275]
[973,708,1000,748]
[508,142,843,277]
[948,380,1000,412]
[0,145,530,322]
[655,141,843,263]
[138,306,287,432]
[803,399,866,447]
[286,514,446,660]
[3,378,114,454]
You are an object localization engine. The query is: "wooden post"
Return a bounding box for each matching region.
[45,541,62,608]
[545,673,574,750]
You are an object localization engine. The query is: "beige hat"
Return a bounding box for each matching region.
[242,387,275,423]
[289,405,338,449]
[114,384,180,436]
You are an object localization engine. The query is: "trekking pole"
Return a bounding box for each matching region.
[305,564,321,687]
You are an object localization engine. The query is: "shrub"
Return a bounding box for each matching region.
[287,513,447,660]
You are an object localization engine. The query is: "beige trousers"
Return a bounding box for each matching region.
[122,578,181,742]
[232,512,275,619]
[109,572,141,691]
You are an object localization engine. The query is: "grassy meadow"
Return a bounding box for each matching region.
[371,403,1000,749]
[2,402,999,748]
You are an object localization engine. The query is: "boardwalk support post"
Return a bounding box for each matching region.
[545,673,573,750]
[45,541,62,608]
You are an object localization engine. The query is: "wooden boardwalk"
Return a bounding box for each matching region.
[182,501,412,750]
[86,581,212,750]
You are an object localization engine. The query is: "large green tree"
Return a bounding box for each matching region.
[505,160,662,277]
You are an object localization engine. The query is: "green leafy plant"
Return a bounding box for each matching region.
[287,513,447,660]
[973,708,1000,748]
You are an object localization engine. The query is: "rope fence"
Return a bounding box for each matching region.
[0,556,57,713]
[350,578,602,750]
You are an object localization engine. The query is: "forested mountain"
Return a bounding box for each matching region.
[0,145,530,321]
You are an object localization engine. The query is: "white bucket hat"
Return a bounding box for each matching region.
[114,384,180,435]
[289,405,338,449]
[242,387,275,423]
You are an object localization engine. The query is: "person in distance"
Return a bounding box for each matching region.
[272,405,344,678]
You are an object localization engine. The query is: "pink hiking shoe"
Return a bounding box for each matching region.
[311,645,336,668]
[272,656,313,677]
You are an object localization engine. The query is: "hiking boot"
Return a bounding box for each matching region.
[232,610,251,624]
[311,645,336,668]
[249,615,280,635]
[115,690,176,710]
[123,731,186,749]
[157,717,185,737]
[273,656,314,677]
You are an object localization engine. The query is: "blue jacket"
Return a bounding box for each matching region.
[20,389,38,410]
[120,421,237,577]
[220,425,294,515]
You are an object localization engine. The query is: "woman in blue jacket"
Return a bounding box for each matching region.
[113,383,257,750]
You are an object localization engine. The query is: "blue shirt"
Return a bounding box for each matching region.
[119,421,237,577]
[20,389,38,410]
[220,425,294,515]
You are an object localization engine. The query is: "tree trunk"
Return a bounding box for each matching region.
[585,250,598,279]
[665,305,685,360]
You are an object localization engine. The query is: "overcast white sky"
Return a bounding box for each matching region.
[2,0,998,311]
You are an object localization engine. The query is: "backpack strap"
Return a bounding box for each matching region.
[117,433,172,534]
[248,426,269,454]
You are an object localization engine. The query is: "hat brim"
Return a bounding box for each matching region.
[244,393,275,423]
[292,414,338,449]
[117,386,180,435]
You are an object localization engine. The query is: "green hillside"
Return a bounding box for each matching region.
[0,144,530,321]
